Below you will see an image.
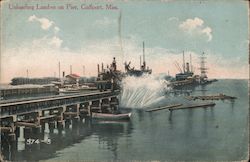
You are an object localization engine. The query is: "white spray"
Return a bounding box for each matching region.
[119,74,171,108]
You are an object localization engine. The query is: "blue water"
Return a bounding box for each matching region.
[5,79,249,161]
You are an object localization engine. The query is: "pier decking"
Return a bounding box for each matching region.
[0,90,120,142]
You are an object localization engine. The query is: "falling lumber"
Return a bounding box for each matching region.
[146,104,183,112]
[168,102,216,111]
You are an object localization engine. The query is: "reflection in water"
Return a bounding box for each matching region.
[200,85,207,96]
[202,108,208,138]
[92,122,124,160]
[168,111,174,130]
[2,117,132,161]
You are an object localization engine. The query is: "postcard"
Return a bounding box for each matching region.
[0,0,249,161]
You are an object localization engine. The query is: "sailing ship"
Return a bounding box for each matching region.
[124,42,152,76]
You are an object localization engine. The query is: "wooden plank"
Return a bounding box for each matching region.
[146,104,183,112]
[0,127,12,132]
[64,112,77,115]
[187,94,236,101]
[15,122,40,128]
[38,115,57,120]
[168,102,216,111]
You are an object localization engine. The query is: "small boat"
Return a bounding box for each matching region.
[92,112,131,120]
[59,85,97,94]
[59,88,80,94]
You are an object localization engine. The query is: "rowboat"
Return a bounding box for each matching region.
[92,112,131,120]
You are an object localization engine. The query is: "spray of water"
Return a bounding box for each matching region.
[120,74,171,108]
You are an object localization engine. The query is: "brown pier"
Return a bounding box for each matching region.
[0,90,119,142]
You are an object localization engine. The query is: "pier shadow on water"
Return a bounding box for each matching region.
[1,117,133,161]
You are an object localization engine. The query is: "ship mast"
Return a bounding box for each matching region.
[118,10,124,68]
[182,51,185,73]
[58,61,61,79]
[200,52,208,81]
[142,41,146,70]
[190,54,192,72]
[140,55,141,68]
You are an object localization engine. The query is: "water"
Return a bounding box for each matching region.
[2,79,248,161]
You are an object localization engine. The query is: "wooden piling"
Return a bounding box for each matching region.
[168,102,216,111]
[186,94,236,101]
[146,104,183,112]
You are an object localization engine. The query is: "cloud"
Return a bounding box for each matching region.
[54,26,60,33]
[179,17,212,42]
[49,36,63,48]
[32,36,63,48]
[94,17,116,26]
[28,15,54,30]
[168,17,179,21]
[28,15,63,48]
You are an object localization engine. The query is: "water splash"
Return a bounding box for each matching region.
[120,74,171,108]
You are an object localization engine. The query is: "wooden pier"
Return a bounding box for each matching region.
[0,84,58,99]
[0,90,120,142]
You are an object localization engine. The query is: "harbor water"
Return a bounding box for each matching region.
[2,79,248,161]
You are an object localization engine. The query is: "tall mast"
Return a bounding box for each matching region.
[118,10,124,67]
[200,52,207,81]
[70,65,72,74]
[26,69,29,78]
[190,54,192,72]
[140,55,141,68]
[143,41,146,69]
[183,51,185,73]
[82,65,85,76]
[58,61,61,79]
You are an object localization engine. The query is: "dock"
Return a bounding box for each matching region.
[168,102,216,111]
[0,90,120,143]
[146,104,182,112]
[185,94,237,101]
[0,84,58,99]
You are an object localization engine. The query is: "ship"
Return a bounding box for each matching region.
[124,42,152,76]
[95,57,123,91]
[170,51,217,88]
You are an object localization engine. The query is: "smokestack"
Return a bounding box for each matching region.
[58,62,61,79]
[183,51,185,73]
[190,53,192,72]
[143,42,145,63]
[63,71,65,77]
[97,64,100,74]
[112,57,117,71]
[26,69,29,78]
[186,63,190,72]
[82,65,85,76]
[140,55,141,68]
[101,63,104,72]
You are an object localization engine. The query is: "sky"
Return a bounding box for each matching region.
[0,0,249,83]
